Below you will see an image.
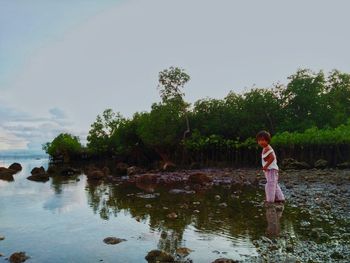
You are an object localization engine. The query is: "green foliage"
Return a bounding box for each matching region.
[272,119,350,147]
[158,66,190,103]
[136,101,185,152]
[43,133,82,158]
[87,109,124,154]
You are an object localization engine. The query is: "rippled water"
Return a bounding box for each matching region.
[0,158,307,262]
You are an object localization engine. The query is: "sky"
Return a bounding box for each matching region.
[1,0,350,152]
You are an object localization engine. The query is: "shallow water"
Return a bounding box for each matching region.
[0,157,335,262]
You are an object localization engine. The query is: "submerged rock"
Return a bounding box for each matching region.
[103,237,126,245]
[166,212,178,219]
[188,172,212,185]
[145,250,174,263]
[212,258,238,263]
[9,252,29,263]
[168,189,195,195]
[176,247,193,257]
[8,163,22,172]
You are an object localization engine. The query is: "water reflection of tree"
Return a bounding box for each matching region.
[83,181,271,243]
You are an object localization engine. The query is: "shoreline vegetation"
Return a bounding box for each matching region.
[43,67,350,170]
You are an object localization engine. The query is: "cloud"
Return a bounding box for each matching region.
[0,104,82,151]
[49,107,67,119]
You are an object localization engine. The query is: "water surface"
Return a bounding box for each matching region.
[0,158,310,262]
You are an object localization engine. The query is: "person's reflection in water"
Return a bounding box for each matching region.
[158,230,180,255]
[265,203,284,238]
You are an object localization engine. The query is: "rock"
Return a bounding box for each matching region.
[145,250,174,263]
[215,195,221,201]
[0,236,4,240]
[286,244,294,252]
[102,167,110,176]
[0,169,14,181]
[135,174,158,184]
[137,193,159,199]
[162,162,176,172]
[330,251,344,259]
[212,258,238,263]
[169,189,195,195]
[176,247,193,256]
[0,252,3,257]
[87,170,105,180]
[281,158,311,170]
[27,173,49,182]
[103,237,126,245]
[115,162,129,175]
[167,212,178,219]
[31,166,46,175]
[9,252,29,263]
[28,166,48,182]
[336,161,350,169]
[8,163,22,172]
[188,172,212,185]
[0,167,16,181]
[314,159,328,169]
[127,166,143,176]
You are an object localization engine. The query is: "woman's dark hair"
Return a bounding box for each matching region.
[256,130,271,143]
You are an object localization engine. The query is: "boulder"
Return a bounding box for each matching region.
[314,159,328,169]
[87,170,105,180]
[31,166,46,175]
[9,252,29,263]
[0,168,15,181]
[145,250,174,263]
[27,174,49,182]
[115,162,128,175]
[135,174,158,184]
[103,237,126,245]
[8,163,22,172]
[28,166,49,182]
[337,161,350,169]
[127,166,143,176]
[281,158,311,170]
[188,172,212,185]
[102,167,110,176]
[162,162,176,172]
